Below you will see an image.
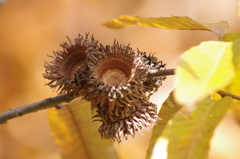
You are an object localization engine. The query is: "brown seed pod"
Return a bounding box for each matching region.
[93,99,158,143]
[85,42,148,108]
[84,41,164,142]
[43,34,166,142]
[43,33,98,94]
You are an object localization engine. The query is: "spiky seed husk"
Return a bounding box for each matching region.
[83,42,163,142]
[94,99,158,143]
[44,34,167,143]
[141,52,166,96]
[85,42,148,108]
[43,33,98,94]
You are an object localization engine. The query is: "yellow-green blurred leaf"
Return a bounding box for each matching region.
[223,38,240,124]
[222,33,240,42]
[48,99,119,159]
[103,15,229,40]
[147,92,182,159]
[174,41,234,105]
[222,38,240,98]
[225,64,240,96]
[210,91,222,100]
[231,38,240,68]
[230,101,240,125]
[148,93,232,159]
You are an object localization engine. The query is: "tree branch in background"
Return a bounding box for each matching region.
[217,90,240,101]
[0,68,239,124]
[0,92,76,124]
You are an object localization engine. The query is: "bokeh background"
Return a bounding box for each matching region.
[0,0,240,159]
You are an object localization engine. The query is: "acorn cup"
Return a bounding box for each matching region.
[43,33,98,94]
[84,42,166,142]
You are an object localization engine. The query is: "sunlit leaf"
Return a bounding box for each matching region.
[222,33,240,42]
[225,64,240,96]
[223,38,240,96]
[174,41,234,105]
[222,38,240,125]
[103,15,229,40]
[147,92,182,159]
[148,93,232,159]
[48,98,119,159]
[230,102,240,125]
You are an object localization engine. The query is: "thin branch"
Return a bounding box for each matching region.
[0,92,76,124]
[217,90,240,101]
[149,69,240,101]
[148,69,175,77]
[0,68,239,124]
[0,68,175,124]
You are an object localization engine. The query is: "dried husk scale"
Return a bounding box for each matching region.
[97,99,158,143]
[141,52,167,96]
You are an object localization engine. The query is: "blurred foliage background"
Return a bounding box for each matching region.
[0,0,240,159]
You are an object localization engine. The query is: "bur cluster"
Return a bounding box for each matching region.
[43,33,166,143]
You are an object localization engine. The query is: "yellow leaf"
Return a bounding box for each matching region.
[103,15,229,40]
[174,41,234,105]
[147,92,182,159]
[230,101,240,125]
[222,38,240,96]
[222,33,240,42]
[48,98,119,159]
[148,93,232,159]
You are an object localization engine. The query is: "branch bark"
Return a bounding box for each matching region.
[0,68,239,124]
[148,68,175,77]
[0,92,76,124]
[217,90,240,101]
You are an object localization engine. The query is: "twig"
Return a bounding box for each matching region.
[0,69,174,124]
[0,92,76,124]
[148,69,175,77]
[149,69,240,101]
[0,68,239,124]
[217,90,240,101]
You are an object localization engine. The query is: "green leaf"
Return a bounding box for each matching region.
[147,92,182,159]
[103,15,229,40]
[218,38,240,102]
[231,38,240,67]
[148,93,232,159]
[230,101,240,125]
[174,41,235,105]
[225,64,240,96]
[48,98,119,159]
[222,33,240,42]
[222,38,240,125]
